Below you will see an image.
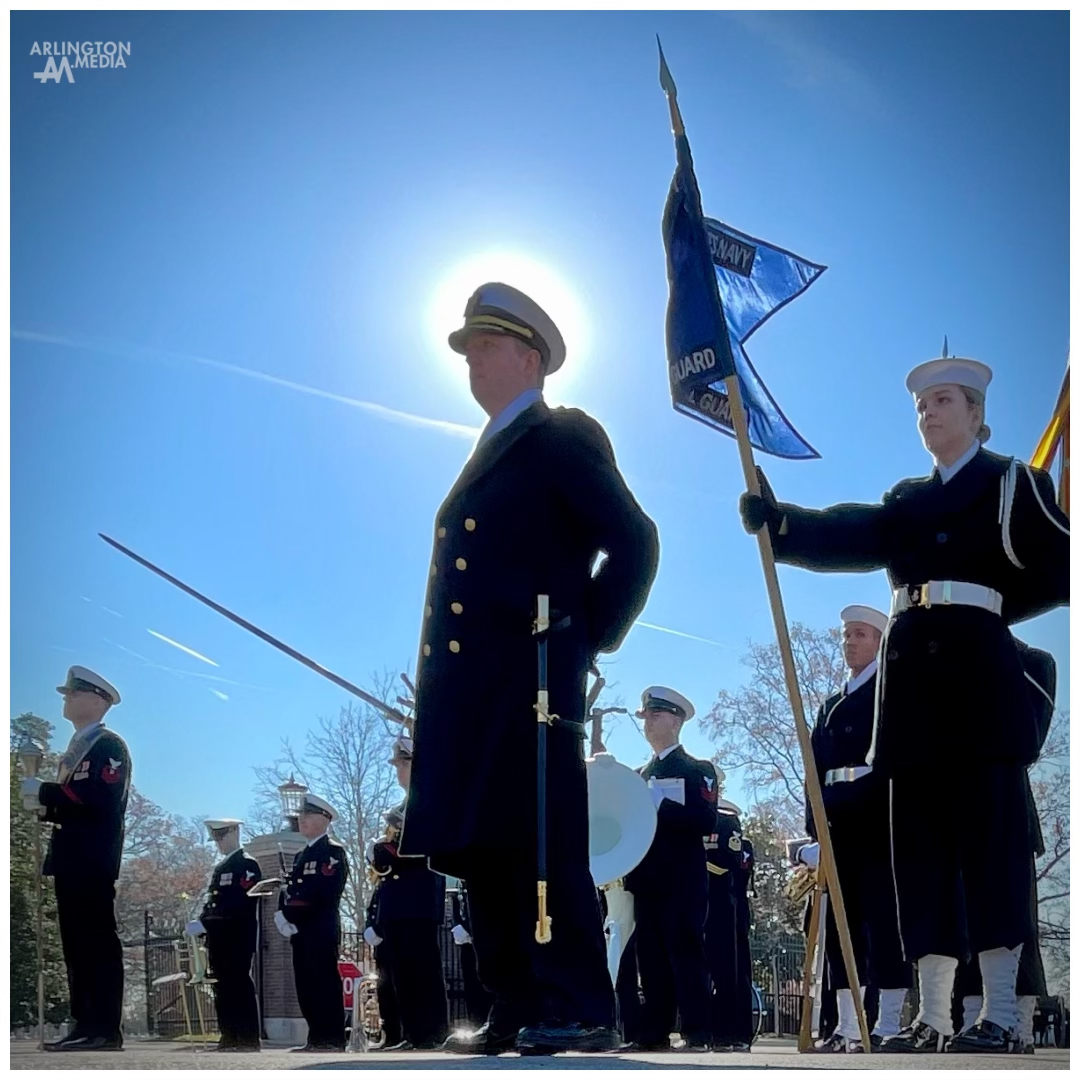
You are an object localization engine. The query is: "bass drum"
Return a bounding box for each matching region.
[585,752,656,887]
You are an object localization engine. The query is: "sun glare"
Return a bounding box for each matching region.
[427,251,589,403]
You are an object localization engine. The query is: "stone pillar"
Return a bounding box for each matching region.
[247,831,308,1046]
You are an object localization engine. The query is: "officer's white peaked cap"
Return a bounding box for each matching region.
[55,665,121,706]
[205,818,242,835]
[840,605,889,635]
[639,685,696,723]
[905,358,992,397]
[301,794,337,821]
[448,282,567,375]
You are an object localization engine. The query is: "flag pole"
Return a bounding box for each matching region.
[726,375,873,1052]
[658,42,872,1052]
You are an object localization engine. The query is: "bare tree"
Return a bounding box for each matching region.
[249,673,405,929]
[1031,710,1069,993]
[701,623,845,837]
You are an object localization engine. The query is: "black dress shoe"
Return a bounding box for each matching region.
[946,1020,1012,1054]
[516,1022,620,1055]
[880,1023,948,1053]
[45,1033,87,1052]
[672,1038,712,1052]
[623,1039,670,1052]
[52,1036,124,1052]
[290,1043,344,1052]
[443,1023,519,1055]
[219,1042,261,1053]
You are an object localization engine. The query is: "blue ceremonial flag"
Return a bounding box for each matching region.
[659,42,825,460]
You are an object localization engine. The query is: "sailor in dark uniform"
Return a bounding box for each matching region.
[704,786,753,1050]
[449,885,494,1028]
[740,355,1069,1053]
[956,638,1057,1053]
[732,834,757,1046]
[275,794,349,1052]
[624,686,719,1051]
[368,803,449,1048]
[21,666,129,1052]
[366,735,449,1050]
[186,819,262,1051]
[793,605,911,1052]
[362,892,402,1050]
[401,283,659,1055]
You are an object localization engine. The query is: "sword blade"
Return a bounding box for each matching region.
[98,533,407,726]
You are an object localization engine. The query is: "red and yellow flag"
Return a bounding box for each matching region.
[1031,364,1069,515]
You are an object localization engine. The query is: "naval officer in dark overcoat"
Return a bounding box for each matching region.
[624,686,719,1051]
[21,666,129,1052]
[187,819,262,1051]
[400,282,660,1055]
[740,355,1069,1054]
[795,605,910,1052]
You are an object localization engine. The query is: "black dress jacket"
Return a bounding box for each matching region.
[201,848,263,948]
[40,727,131,881]
[625,745,719,896]
[770,449,1069,772]
[370,803,446,923]
[280,833,349,942]
[401,401,659,873]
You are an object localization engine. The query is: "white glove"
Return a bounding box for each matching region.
[798,842,820,870]
[274,911,298,938]
[363,926,383,947]
[20,778,43,804]
[451,924,472,946]
[185,920,206,937]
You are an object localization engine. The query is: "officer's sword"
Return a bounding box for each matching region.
[533,594,553,945]
[98,534,409,727]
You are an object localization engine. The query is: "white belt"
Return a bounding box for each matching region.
[825,765,873,785]
[891,580,1003,617]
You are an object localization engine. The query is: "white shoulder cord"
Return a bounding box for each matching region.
[1000,460,1024,569]
[1022,671,1057,711]
[1022,462,1070,536]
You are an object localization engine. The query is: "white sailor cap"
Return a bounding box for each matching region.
[55,665,121,706]
[390,734,414,761]
[840,605,889,635]
[638,685,696,723]
[205,818,243,837]
[717,798,742,816]
[905,357,992,397]
[448,282,567,375]
[300,794,337,821]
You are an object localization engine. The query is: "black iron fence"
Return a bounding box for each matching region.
[750,933,806,1036]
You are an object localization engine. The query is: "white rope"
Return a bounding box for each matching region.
[1022,462,1070,535]
[1001,461,1024,569]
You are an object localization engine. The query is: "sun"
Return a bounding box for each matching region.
[427,251,589,402]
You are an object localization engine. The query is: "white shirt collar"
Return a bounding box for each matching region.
[934,440,980,484]
[477,388,543,447]
[305,829,329,849]
[845,659,878,696]
[655,743,681,762]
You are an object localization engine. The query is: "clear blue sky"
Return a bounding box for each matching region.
[11,11,1069,823]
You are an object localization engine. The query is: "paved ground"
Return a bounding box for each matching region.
[10,1038,1069,1070]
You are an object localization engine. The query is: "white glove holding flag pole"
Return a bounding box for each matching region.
[185,920,206,937]
[20,777,42,804]
[798,842,820,870]
[363,926,383,948]
[451,924,472,946]
[274,911,298,939]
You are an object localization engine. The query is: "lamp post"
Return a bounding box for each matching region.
[277,776,308,832]
[17,739,45,1051]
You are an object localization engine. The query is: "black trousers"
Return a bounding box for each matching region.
[380,919,449,1046]
[206,929,259,1046]
[54,876,123,1040]
[634,881,711,1046]
[463,848,614,1033]
[459,942,495,1028]
[373,943,402,1045]
[890,764,1033,960]
[615,929,644,1043]
[824,826,910,991]
[705,884,755,1044]
[290,931,345,1048]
